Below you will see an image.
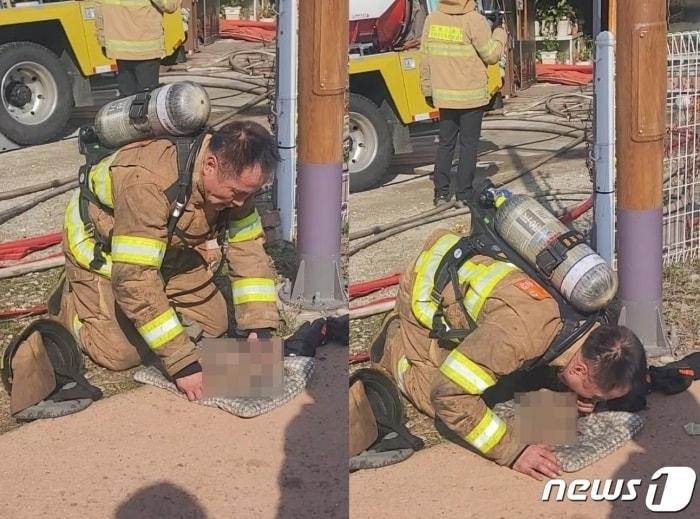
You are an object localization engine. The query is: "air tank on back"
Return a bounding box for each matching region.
[492,192,617,312]
[94,82,211,148]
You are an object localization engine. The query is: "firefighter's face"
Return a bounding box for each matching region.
[559,351,630,403]
[202,153,266,209]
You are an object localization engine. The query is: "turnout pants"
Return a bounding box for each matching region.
[116,58,160,97]
[57,251,228,371]
[370,315,439,420]
[433,107,485,201]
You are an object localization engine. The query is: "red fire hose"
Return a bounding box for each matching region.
[0,231,62,261]
[349,273,400,299]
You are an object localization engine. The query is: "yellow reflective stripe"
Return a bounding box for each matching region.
[440,349,495,394]
[231,278,277,304]
[106,38,164,53]
[72,315,83,337]
[463,261,519,320]
[411,234,461,329]
[465,408,507,454]
[137,307,184,350]
[475,40,499,57]
[88,152,117,209]
[429,24,463,42]
[111,235,166,268]
[457,260,481,285]
[433,87,490,102]
[425,41,476,58]
[228,210,264,243]
[64,192,112,278]
[396,356,410,394]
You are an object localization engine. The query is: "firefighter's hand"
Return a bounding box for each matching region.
[577,397,597,414]
[425,96,435,108]
[175,371,203,401]
[491,11,504,28]
[512,445,562,481]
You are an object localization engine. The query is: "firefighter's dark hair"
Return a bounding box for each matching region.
[581,325,647,393]
[209,121,279,180]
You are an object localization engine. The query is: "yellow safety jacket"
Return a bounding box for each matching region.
[95,0,181,61]
[419,0,507,109]
[63,138,279,376]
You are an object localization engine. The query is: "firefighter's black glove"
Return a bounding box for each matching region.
[491,11,504,28]
[425,96,434,109]
[324,314,349,345]
[284,319,326,357]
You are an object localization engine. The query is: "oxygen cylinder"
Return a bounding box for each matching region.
[94,82,211,148]
[492,192,617,312]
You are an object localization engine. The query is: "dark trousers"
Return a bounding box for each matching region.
[116,59,161,97]
[433,107,485,201]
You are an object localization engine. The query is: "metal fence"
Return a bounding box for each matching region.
[665,31,700,264]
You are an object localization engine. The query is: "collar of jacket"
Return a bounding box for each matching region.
[548,322,601,369]
[190,134,212,208]
[439,0,475,15]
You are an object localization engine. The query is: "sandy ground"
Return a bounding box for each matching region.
[0,344,347,519]
[351,382,700,519]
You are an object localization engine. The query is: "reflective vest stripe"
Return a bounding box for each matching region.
[433,87,490,102]
[396,355,411,394]
[106,37,164,54]
[411,234,461,329]
[424,41,477,58]
[462,261,519,320]
[231,278,277,305]
[475,40,499,59]
[112,235,167,268]
[64,192,113,278]
[88,152,118,209]
[465,408,507,454]
[439,349,495,394]
[72,315,84,339]
[137,307,184,350]
[428,24,464,42]
[228,210,264,243]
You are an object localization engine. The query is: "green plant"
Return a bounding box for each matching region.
[220,0,242,7]
[553,0,575,21]
[542,37,558,52]
[557,51,568,64]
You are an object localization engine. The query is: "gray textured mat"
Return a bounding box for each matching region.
[493,400,645,472]
[133,356,315,418]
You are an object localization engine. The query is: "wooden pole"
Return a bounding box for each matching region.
[290,0,348,309]
[615,0,668,356]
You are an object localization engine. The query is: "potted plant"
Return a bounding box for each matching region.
[557,50,569,65]
[576,37,593,65]
[221,0,242,20]
[553,0,575,38]
[536,3,557,38]
[540,37,558,64]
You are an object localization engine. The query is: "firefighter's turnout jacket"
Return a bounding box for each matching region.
[95,0,181,60]
[372,229,595,466]
[420,0,507,109]
[61,137,279,376]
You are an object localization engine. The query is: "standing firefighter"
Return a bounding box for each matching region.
[420,0,506,206]
[49,120,280,401]
[95,0,182,96]
[371,227,647,480]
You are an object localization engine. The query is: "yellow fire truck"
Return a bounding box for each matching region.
[0,0,184,146]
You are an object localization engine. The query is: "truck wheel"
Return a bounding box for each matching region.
[0,42,73,145]
[349,93,392,192]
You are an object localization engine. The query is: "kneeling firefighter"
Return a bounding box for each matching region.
[369,182,648,480]
[4,82,281,419]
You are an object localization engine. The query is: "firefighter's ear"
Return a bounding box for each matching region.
[202,152,218,178]
[569,353,589,378]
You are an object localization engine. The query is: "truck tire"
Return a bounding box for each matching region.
[349,93,392,192]
[0,42,73,145]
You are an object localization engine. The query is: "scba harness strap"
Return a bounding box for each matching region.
[425,181,601,370]
[76,125,210,270]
